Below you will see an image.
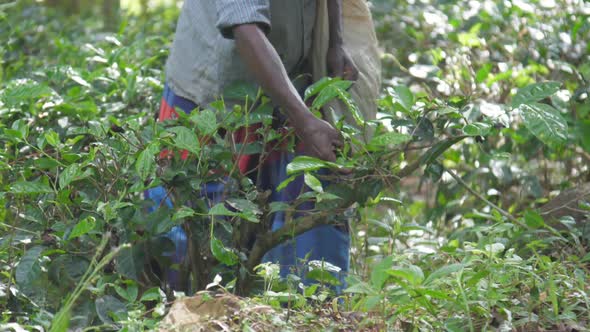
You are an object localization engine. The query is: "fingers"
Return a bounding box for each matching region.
[317,146,337,162]
[332,138,344,149]
[343,63,359,81]
[307,140,335,162]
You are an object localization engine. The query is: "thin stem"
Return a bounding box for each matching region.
[445,168,526,228]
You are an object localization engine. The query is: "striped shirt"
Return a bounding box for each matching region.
[165,0,317,106]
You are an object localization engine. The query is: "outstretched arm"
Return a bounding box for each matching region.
[233,24,342,162]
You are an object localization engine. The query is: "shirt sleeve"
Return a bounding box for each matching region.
[216,0,271,39]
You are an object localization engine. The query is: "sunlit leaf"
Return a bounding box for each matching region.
[304,173,323,193]
[2,81,53,106]
[168,126,200,154]
[306,269,341,286]
[209,203,237,217]
[69,216,96,240]
[286,156,340,175]
[190,109,217,136]
[370,131,412,147]
[387,265,424,286]
[11,181,53,195]
[519,103,568,147]
[386,85,414,113]
[172,207,196,221]
[524,210,545,229]
[512,82,561,107]
[463,122,492,136]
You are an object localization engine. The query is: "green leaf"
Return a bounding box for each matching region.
[11,119,29,140]
[343,277,379,295]
[16,246,44,287]
[304,173,323,193]
[303,284,319,297]
[226,199,261,222]
[419,136,466,165]
[512,82,561,107]
[387,85,415,113]
[463,122,492,136]
[226,198,262,215]
[370,256,394,289]
[48,255,89,286]
[277,175,297,191]
[223,81,258,102]
[116,244,145,281]
[269,202,291,213]
[312,82,350,108]
[209,203,237,217]
[45,130,60,147]
[3,128,24,141]
[304,77,335,100]
[344,280,377,295]
[135,142,160,181]
[306,269,341,286]
[458,31,481,47]
[69,72,91,88]
[59,164,82,189]
[34,158,60,169]
[524,210,545,229]
[95,295,127,324]
[210,236,238,266]
[519,103,568,147]
[69,216,96,240]
[2,81,53,106]
[50,308,71,332]
[424,264,464,285]
[332,84,364,125]
[172,207,196,221]
[191,109,217,136]
[168,126,200,154]
[476,63,492,83]
[115,284,138,303]
[11,180,53,195]
[387,265,425,286]
[140,287,163,302]
[576,120,590,153]
[416,288,452,300]
[370,131,412,147]
[286,156,336,175]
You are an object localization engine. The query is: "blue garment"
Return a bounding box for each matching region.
[145,84,350,292]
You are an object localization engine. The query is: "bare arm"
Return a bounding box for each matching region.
[233,24,342,161]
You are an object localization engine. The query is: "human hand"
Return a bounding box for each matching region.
[295,113,343,162]
[326,46,359,81]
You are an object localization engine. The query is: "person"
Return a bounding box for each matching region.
[146,0,361,292]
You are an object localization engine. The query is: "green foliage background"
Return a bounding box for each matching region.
[1,0,590,331]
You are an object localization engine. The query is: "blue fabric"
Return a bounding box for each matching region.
[145,84,350,292]
[259,155,350,294]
